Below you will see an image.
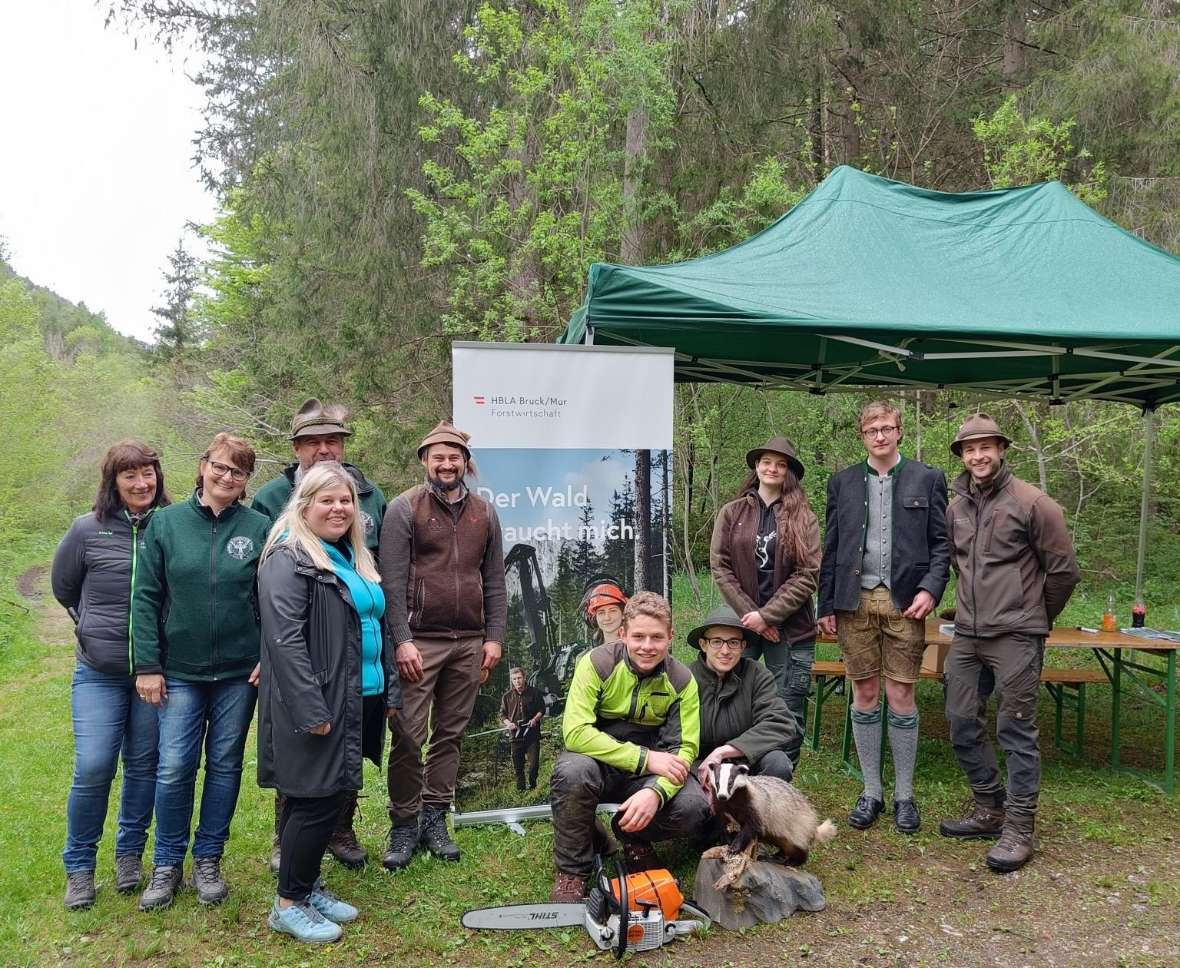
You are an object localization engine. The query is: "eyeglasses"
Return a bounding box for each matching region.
[861,425,899,439]
[704,636,745,651]
[205,459,250,482]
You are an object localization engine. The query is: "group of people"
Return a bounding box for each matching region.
[53,402,506,944]
[547,400,1078,901]
[53,394,1079,944]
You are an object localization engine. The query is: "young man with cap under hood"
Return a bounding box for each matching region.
[378,420,507,870]
[252,399,388,871]
[939,412,1079,872]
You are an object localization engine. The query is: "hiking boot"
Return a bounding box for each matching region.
[986,825,1035,873]
[848,795,884,830]
[308,881,359,924]
[64,870,96,910]
[419,806,460,861]
[327,793,368,869]
[551,872,587,903]
[621,840,661,872]
[192,856,229,905]
[382,821,420,871]
[938,794,1006,840]
[270,839,282,876]
[268,898,343,944]
[893,798,921,835]
[139,864,184,911]
[115,854,143,893]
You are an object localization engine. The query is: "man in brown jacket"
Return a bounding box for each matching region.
[939,413,1080,872]
[379,420,507,870]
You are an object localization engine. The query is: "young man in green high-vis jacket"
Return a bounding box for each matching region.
[549,592,708,903]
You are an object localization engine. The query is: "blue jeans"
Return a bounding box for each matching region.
[63,662,160,873]
[153,678,257,866]
[744,636,815,767]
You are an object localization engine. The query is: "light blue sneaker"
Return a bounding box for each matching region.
[267,899,342,944]
[308,882,359,924]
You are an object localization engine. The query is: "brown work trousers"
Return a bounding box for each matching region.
[386,635,483,825]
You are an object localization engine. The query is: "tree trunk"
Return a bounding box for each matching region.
[634,449,651,592]
[1016,403,1049,496]
[1002,2,1026,91]
[621,102,649,264]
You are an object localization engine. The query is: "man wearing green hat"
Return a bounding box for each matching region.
[939,412,1079,873]
[252,399,388,871]
[688,605,797,790]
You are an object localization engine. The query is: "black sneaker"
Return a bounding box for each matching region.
[64,871,96,910]
[139,864,184,911]
[382,821,420,871]
[893,798,921,835]
[848,795,884,830]
[418,806,460,861]
[192,856,229,905]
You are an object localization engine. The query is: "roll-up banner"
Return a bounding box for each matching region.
[451,341,674,812]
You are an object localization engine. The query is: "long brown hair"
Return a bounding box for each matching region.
[93,440,171,522]
[736,467,816,566]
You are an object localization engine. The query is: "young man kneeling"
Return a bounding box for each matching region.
[550,592,709,902]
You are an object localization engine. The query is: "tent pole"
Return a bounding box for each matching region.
[1134,406,1156,603]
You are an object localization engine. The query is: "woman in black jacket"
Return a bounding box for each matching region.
[51,440,170,909]
[257,462,401,944]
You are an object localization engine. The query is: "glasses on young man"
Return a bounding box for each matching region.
[704,636,745,651]
[861,425,899,439]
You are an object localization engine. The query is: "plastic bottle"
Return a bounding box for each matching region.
[1102,594,1118,633]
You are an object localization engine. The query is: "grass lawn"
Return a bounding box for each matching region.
[2,562,1179,966]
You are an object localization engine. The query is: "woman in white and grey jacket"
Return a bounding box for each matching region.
[51,440,170,910]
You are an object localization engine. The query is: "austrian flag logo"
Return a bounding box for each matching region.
[473,395,486,405]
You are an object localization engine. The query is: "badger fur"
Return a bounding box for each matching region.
[705,761,837,876]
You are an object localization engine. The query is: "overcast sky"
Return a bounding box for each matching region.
[0,1,216,341]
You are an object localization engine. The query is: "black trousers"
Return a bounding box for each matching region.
[278,791,344,901]
[511,731,541,789]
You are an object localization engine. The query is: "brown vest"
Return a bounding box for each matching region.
[407,485,493,638]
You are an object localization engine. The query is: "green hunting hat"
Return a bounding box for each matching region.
[686,605,758,651]
[950,412,1012,456]
[745,435,805,481]
[291,399,352,440]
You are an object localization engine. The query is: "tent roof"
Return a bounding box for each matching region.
[559,166,1180,408]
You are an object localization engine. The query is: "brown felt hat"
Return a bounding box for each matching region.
[745,435,805,481]
[950,412,1012,456]
[686,605,758,652]
[291,399,352,440]
[417,419,472,459]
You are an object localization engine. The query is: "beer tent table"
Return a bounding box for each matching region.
[559,165,1180,790]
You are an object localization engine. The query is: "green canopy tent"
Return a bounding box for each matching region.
[559,165,1180,597]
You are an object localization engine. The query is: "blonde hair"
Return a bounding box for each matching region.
[858,400,902,431]
[261,462,380,581]
[622,591,673,632]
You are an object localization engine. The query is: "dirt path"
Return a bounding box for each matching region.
[17,563,47,602]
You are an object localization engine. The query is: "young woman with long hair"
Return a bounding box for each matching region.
[257,462,401,944]
[710,436,821,770]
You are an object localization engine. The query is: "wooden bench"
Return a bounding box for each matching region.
[804,660,1110,772]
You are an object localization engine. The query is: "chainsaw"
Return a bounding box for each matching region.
[461,842,709,958]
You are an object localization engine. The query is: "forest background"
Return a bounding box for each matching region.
[6,0,1180,638]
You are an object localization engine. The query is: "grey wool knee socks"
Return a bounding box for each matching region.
[850,703,884,801]
[887,707,920,801]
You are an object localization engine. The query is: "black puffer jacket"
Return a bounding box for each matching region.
[256,543,402,798]
[51,509,158,676]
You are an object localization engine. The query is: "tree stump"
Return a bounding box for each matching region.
[693,854,826,930]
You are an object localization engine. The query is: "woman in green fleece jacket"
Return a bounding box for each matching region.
[131,433,271,912]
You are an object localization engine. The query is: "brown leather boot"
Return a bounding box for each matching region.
[551,872,587,903]
[938,791,1005,840]
[327,792,368,869]
[986,819,1035,872]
